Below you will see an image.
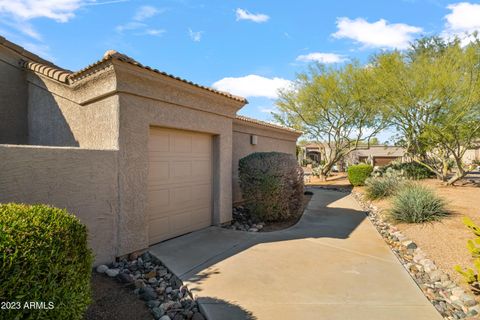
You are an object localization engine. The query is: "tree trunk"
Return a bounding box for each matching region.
[446,158,466,186]
[441,160,449,182]
[318,173,327,182]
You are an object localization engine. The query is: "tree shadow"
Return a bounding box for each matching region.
[197,297,256,320]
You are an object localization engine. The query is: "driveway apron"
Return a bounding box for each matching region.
[150,189,443,320]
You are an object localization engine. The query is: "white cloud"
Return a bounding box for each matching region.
[116,5,165,36]
[0,0,85,22]
[188,28,203,42]
[116,21,145,32]
[212,75,292,99]
[443,2,480,43]
[332,17,422,49]
[235,8,269,23]
[296,52,348,64]
[133,5,161,21]
[259,106,278,114]
[144,29,165,36]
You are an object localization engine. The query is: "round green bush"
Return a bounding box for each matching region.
[0,204,94,319]
[347,164,373,186]
[390,184,448,223]
[239,152,304,222]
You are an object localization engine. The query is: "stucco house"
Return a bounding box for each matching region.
[299,142,406,168]
[0,36,301,264]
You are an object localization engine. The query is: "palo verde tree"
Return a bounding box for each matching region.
[274,63,386,180]
[373,36,480,184]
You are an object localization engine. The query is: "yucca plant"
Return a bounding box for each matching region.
[390,184,448,223]
[365,169,405,200]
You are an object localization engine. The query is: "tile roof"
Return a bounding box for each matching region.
[13,44,247,103]
[235,115,303,135]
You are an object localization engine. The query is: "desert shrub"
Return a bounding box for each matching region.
[347,164,373,186]
[365,170,404,200]
[378,161,434,180]
[239,152,304,222]
[0,203,94,320]
[455,218,480,292]
[390,184,448,223]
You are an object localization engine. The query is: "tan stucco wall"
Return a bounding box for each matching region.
[232,120,300,203]
[113,63,245,255]
[0,145,118,264]
[26,70,119,149]
[463,148,480,164]
[0,45,28,144]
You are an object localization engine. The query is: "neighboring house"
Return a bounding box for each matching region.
[299,143,406,168]
[462,144,480,165]
[348,145,406,167]
[0,36,301,264]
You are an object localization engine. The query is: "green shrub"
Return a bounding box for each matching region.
[390,184,448,223]
[365,171,404,200]
[379,162,434,180]
[455,218,480,290]
[239,152,304,222]
[347,164,373,186]
[0,204,94,320]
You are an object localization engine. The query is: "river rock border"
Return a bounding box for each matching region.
[352,190,480,320]
[95,252,205,320]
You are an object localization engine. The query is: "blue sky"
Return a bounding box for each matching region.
[1,0,480,142]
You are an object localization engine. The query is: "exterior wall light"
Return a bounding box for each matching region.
[250,135,258,145]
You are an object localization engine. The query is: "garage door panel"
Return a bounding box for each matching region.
[170,206,211,234]
[148,127,213,245]
[147,161,170,182]
[173,161,192,178]
[147,188,170,210]
[191,183,211,201]
[192,136,212,154]
[148,133,170,152]
[173,134,192,153]
[148,216,170,244]
[192,160,211,176]
[172,186,192,204]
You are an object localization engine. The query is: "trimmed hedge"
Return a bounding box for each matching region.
[347,164,373,186]
[0,204,94,320]
[239,152,304,222]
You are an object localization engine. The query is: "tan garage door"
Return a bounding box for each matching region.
[373,156,400,167]
[147,127,213,245]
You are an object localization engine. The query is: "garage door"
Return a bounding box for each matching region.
[147,127,213,245]
[373,156,400,166]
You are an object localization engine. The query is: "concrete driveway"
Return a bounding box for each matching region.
[150,189,442,320]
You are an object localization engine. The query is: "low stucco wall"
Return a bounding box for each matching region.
[0,145,118,264]
[232,120,300,203]
[26,70,119,149]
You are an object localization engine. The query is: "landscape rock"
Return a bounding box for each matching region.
[96,264,109,274]
[117,272,133,283]
[105,268,120,278]
[141,287,158,301]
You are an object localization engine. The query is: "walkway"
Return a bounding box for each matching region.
[150,189,442,320]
